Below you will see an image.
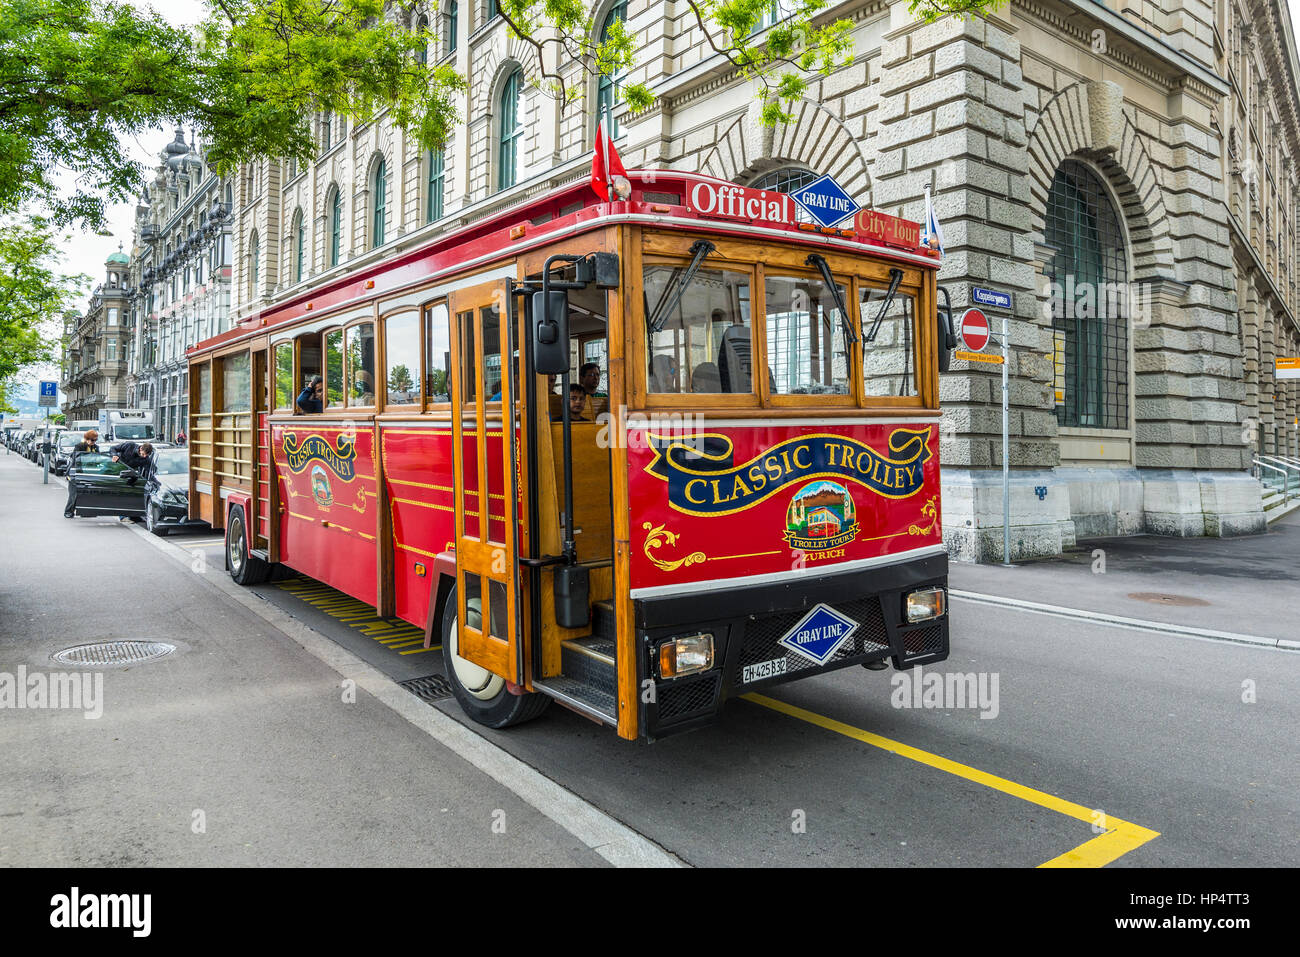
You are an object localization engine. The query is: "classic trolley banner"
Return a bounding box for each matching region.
[187,169,955,741]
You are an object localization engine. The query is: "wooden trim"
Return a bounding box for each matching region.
[610,224,637,741]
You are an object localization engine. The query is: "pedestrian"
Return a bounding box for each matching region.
[63,429,100,518]
[175,429,186,446]
[112,441,155,477]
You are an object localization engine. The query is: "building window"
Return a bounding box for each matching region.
[371,158,387,248]
[497,68,523,192]
[446,1,458,53]
[427,149,445,222]
[749,166,819,224]
[327,185,342,267]
[321,111,333,151]
[594,1,627,139]
[249,231,260,300]
[107,307,119,326]
[1045,159,1129,431]
[486,0,498,23]
[416,15,429,64]
[293,208,305,283]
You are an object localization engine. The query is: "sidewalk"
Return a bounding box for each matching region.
[949,510,1300,643]
[0,452,608,866]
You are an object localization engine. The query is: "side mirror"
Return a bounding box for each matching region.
[936,286,957,373]
[531,289,570,375]
[124,469,140,484]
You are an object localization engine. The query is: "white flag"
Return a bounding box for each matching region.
[921,185,945,256]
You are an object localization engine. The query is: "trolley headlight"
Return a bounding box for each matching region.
[658,633,714,679]
[906,587,946,622]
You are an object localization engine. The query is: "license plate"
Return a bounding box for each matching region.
[743,657,787,684]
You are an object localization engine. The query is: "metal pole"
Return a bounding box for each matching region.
[42,408,50,484]
[1001,313,1010,565]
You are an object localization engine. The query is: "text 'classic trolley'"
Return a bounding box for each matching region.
[188,169,955,740]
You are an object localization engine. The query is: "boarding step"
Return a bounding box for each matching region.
[561,635,615,688]
[591,600,617,639]
[533,675,616,725]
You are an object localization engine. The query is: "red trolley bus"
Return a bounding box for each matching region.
[187,169,954,741]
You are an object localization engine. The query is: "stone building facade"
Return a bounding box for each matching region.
[61,250,132,422]
[125,128,235,443]
[229,0,1300,561]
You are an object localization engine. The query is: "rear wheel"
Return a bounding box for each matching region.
[441,583,549,729]
[225,504,269,585]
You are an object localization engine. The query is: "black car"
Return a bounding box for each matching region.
[50,431,84,475]
[66,452,147,518]
[143,448,206,536]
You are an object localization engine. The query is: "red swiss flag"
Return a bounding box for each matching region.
[591,121,628,202]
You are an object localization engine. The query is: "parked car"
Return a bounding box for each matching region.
[143,447,206,536]
[51,431,89,476]
[65,452,147,519]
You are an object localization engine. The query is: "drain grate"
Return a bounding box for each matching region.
[401,674,454,703]
[1126,592,1210,607]
[51,641,176,666]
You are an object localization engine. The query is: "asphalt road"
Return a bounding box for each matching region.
[2,450,1297,867]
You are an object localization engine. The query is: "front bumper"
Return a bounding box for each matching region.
[155,500,206,528]
[636,551,949,740]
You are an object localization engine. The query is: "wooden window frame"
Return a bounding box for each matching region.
[422,299,452,412]
[344,319,377,410]
[323,326,345,410]
[379,307,422,412]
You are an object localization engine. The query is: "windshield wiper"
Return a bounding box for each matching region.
[863,268,904,344]
[648,240,715,334]
[805,254,857,346]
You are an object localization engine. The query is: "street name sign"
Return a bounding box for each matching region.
[1277,357,1300,380]
[955,350,1004,365]
[971,287,1012,310]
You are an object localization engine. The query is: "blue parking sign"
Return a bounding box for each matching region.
[38,380,57,407]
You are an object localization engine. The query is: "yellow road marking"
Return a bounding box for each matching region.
[744,693,1160,868]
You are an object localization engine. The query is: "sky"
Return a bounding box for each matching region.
[13,0,1300,399]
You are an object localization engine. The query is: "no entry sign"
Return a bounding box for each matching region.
[960,308,990,352]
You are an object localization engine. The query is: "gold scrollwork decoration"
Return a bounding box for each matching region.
[908,496,939,536]
[350,487,371,514]
[642,522,707,573]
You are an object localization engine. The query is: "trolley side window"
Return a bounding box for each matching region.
[220,351,251,412]
[345,322,376,408]
[324,328,345,408]
[297,333,322,413]
[765,273,851,396]
[273,342,294,410]
[643,263,753,395]
[424,301,451,404]
[196,364,212,414]
[860,286,919,398]
[384,311,420,407]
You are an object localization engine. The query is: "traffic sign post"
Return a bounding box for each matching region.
[962,295,1013,565]
[38,381,56,484]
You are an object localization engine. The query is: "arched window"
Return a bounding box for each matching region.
[292,208,305,283]
[327,184,343,267]
[594,1,627,139]
[249,231,259,299]
[749,166,818,224]
[497,68,523,192]
[446,1,458,54]
[1045,159,1129,430]
[371,157,387,248]
[416,15,429,64]
[427,149,445,222]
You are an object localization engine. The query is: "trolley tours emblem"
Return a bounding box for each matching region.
[784,481,860,551]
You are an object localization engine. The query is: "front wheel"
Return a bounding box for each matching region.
[147,503,169,537]
[441,583,550,729]
[225,504,269,585]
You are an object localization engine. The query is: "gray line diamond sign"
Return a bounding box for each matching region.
[790,174,861,228]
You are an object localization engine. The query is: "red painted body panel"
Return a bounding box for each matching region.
[626,421,943,593]
[270,421,378,606]
[380,426,457,627]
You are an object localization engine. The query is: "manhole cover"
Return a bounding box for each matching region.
[1126,593,1210,607]
[51,641,176,666]
[401,674,454,703]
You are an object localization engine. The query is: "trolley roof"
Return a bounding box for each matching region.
[191,169,938,357]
